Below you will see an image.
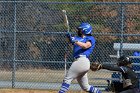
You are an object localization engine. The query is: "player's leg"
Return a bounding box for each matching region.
[58,82,70,93]
[76,57,102,93]
[59,56,91,93]
[58,68,76,93]
[77,73,102,93]
[120,89,137,93]
[58,60,80,93]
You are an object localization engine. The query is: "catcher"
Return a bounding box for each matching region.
[90,56,139,93]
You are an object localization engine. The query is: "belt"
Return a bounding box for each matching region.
[74,55,88,59]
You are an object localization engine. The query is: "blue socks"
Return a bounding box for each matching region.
[58,82,70,93]
[89,86,102,93]
[58,83,101,93]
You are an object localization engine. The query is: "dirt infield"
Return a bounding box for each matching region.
[0,89,55,93]
[0,89,113,93]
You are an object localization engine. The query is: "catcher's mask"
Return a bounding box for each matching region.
[117,56,132,66]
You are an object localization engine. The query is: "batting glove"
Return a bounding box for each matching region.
[66,32,76,44]
[66,32,72,38]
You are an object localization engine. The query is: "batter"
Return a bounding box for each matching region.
[58,23,102,93]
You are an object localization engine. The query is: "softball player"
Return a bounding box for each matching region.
[101,56,139,93]
[58,23,102,93]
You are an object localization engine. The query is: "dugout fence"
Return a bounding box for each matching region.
[0,1,140,92]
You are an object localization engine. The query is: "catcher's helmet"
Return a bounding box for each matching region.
[117,56,132,66]
[77,22,92,35]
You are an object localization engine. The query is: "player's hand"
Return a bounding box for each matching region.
[70,37,77,44]
[66,32,72,39]
[66,32,76,44]
[90,62,102,71]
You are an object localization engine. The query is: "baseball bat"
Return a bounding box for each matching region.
[62,10,69,76]
[62,10,70,32]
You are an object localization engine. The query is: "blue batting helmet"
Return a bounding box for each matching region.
[77,22,92,35]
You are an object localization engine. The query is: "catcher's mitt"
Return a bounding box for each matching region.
[90,62,102,71]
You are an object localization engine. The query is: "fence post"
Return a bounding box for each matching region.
[12,0,17,88]
[119,2,125,57]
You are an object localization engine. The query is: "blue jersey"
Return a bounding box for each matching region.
[73,36,95,58]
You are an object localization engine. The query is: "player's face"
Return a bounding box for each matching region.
[127,63,132,67]
[77,28,83,36]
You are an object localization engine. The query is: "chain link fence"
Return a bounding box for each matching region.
[0,1,140,91]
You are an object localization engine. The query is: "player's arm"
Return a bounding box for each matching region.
[75,40,91,49]
[66,32,91,49]
[102,64,123,72]
[76,37,95,49]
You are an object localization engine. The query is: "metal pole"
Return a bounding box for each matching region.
[12,0,17,88]
[119,1,125,57]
